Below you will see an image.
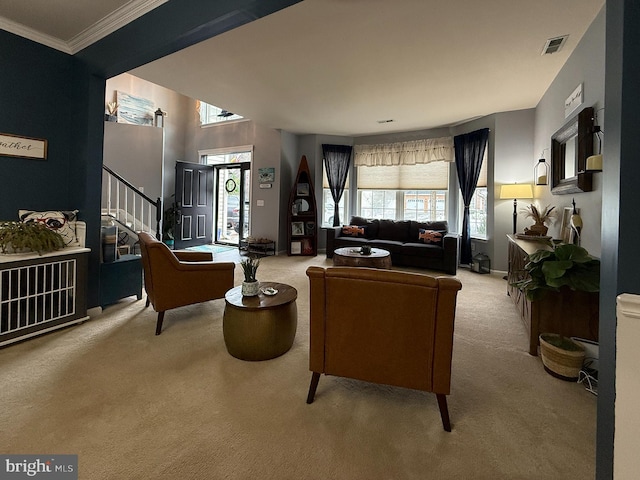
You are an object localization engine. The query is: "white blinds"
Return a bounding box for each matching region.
[354,137,454,167]
[357,162,450,190]
[476,150,488,188]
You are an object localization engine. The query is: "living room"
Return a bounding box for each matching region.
[1,1,639,478]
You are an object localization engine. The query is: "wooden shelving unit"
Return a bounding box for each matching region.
[287,155,318,256]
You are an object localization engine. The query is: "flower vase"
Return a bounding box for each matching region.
[242,280,260,297]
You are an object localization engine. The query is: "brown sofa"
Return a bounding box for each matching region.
[138,232,236,335]
[325,216,459,274]
[305,266,462,431]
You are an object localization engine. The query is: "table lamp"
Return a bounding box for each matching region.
[500,183,534,234]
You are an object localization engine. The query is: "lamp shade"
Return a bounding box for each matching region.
[500,184,534,199]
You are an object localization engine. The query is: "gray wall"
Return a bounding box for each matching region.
[103,122,164,202]
[534,7,605,257]
[185,114,283,250]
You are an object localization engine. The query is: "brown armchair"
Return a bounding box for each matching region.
[138,233,236,335]
[305,266,462,431]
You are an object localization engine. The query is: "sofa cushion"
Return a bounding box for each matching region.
[348,216,379,239]
[378,219,411,242]
[19,209,79,246]
[410,220,448,240]
[399,242,444,259]
[418,228,444,245]
[341,225,367,237]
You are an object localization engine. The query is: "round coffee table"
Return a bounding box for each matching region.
[332,247,392,269]
[223,282,297,361]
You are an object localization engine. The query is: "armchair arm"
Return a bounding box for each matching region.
[174,250,213,262]
[325,227,342,258]
[442,233,459,275]
[306,266,327,373]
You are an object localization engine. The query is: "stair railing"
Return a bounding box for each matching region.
[102,165,162,239]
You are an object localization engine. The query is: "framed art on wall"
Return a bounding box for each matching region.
[0,133,47,159]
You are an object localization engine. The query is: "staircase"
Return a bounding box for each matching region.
[101,165,162,253]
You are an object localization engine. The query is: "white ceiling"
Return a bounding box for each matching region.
[2,0,604,137]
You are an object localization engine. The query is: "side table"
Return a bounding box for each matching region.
[223,282,297,361]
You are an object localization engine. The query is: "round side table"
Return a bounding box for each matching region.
[223,282,298,361]
[332,247,392,269]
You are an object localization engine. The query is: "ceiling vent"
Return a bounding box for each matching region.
[376,119,394,124]
[541,35,569,55]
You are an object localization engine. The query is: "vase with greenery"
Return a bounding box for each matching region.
[0,221,65,255]
[240,257,260,296]
[520,204,557,236]
[512,242,600,301]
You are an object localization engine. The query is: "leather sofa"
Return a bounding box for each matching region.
[325,216,459,274]
[305,266,463,431]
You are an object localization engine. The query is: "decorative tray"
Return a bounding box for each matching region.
[515,234,552,240]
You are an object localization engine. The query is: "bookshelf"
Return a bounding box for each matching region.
[287,155,318,256]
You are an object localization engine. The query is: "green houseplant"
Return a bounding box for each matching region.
[513,242,600,301]
[240,257,260,296]
[512,242,599,380]
[0,221,65,255]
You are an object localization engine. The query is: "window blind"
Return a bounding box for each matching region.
[357,162,450,190]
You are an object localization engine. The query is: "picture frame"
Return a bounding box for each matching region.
[258,167,275,183]
[296,183,309,196]
[291,222,305,236]
[560,207,574,244]
[291,241,302,254]
[0,132,47,160]
[305,221,315,235]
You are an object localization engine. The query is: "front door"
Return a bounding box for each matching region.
[215,163,251,246]
[174,161,214,249]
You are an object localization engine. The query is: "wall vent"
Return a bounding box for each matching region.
[376,119,394,124]
[541,35,569,55]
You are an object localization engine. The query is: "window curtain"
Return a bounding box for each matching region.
[322,144,352,226]
[454,128,490,265]
[354,137,453,166]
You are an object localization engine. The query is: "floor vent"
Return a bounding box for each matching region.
[541,35,569,55]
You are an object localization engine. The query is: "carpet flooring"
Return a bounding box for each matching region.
[0,255,596,479]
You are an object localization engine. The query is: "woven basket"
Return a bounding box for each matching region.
[539,333,585,381]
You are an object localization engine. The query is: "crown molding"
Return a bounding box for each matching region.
[68,0,169,54]
[0,15,71,54]
[0,0,168,55]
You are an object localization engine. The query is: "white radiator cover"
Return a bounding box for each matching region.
[615,293,640,479]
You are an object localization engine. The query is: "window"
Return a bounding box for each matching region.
[322,167,348,226]
[199,101,243,125]
[356,162,449,221]
[466,149,488,239]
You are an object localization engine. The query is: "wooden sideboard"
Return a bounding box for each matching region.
[506,234,599,356]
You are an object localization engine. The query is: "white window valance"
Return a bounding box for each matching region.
[354,136,454,167]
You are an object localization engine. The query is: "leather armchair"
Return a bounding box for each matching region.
[138,233,236,335]
[305,266,462,431]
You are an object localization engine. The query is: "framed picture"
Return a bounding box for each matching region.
[305,221,315,235]
[0,133,47,159]
[560,207,574,244]
[291,222,305,236]
[302,239,313,254]
[296,183,309,196]
[291,241,302,254]
[258,167,275,183]
[116,91,155,125]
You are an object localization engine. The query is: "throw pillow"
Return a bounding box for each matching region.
[418,228,443,245]
[19,210,79,246]
[342,225,367,237]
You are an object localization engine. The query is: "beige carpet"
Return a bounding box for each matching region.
[0,255,596,479]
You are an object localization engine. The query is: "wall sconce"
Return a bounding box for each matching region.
[535,151,549,185]
[586,125,603,172]
[500,183,534,234]
[154,108,166,128]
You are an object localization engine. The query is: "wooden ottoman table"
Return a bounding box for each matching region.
[332,247,392,269]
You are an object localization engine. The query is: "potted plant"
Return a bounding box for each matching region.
[240,257,260,296]
[512,243,600,380]
[162,199,178,248]
[513,242,600,301]
[520,204,557,236]
[0,221,65,255]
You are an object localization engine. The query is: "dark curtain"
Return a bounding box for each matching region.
[454,128,490,265]
[322,144,352,226]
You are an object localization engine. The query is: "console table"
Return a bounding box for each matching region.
[506,234,599,355]
[0,247,90,347]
